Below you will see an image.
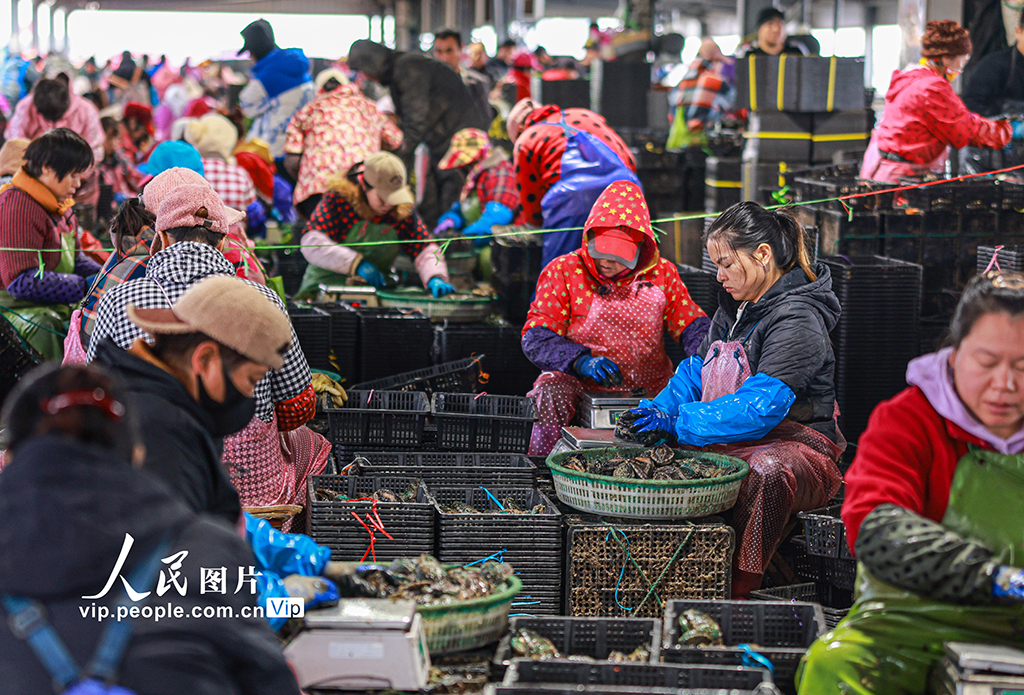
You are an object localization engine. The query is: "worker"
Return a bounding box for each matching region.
[737,8,807,58]
[347,38,490,227]
[862,20,1022,183]
[435,128,518,249]
[621,202,844,597]
[0,128,100,360]
[667,38,736,149]
[962,11,1024,116]
[797,270,1024,695]
[297,151,454,299]
[522,180,709,456]
[506,98,638,268]
[0,364,302,694]
[237,18,315,171]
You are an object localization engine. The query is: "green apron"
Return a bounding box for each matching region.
[796,447,1024,694]
[295,219,402,300]
[0,232,75,360]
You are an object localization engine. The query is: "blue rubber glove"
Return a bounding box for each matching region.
[462,201,514,248]
[437,201,464,230]
[631,406,674,434]
[428,276,456,297]
[273,175,298,224]
[993,566,1024,600]
[573,354,623,387]
[246,200,267,238]
[355,259,388,288]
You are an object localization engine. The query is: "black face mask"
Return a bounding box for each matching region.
[196,362,256,437]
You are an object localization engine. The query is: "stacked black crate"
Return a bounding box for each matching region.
[633,143,685,224]
[705,156,742,213]
[491,229,544,325]
[437,322,541,396]
[736,55,868,212]
[826,257,922,443]
[792,165,886,258]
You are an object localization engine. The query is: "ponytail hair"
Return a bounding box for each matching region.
[110,197,156,255]
[704,202,817,282]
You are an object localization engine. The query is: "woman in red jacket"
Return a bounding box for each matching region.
[861,20,1022,183]
[797,271,1024,695]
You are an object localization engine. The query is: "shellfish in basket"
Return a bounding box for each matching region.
[677,609,724,646]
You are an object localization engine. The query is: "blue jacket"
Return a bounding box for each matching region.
[645,262,841,445]
[251,48,311,100]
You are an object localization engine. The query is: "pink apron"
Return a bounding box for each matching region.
[223,413,332,533]
[696,332,844,592]
[528,280,676,456]
[860,132,947,184]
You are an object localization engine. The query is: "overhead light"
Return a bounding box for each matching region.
[85,2,101,10]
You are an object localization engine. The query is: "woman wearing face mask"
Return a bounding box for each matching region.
[623,202,844,598]
[296,151,454,299]
[861,20,1024,184]
[797,271,1024,695]
[522,180,710,456]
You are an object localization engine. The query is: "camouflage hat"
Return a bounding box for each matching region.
[439,128,490,171]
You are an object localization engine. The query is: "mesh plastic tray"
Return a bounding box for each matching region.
[306,475,435,561]
[420,575,521,655]
[351,357,488,395]
[565,521,734,618]
[548,448,748,520]
[661,599,825,695]
[749,582,854,629]
[433,393,536,453]
[347,451,538,487]
[0,313,42,405]
[503,660,769,691]
[287,303,331,372]
[325,390,429,448]
[354,307,433,382]
[798,505,853,560]
[492,617,661,673]
[377,288,495,323]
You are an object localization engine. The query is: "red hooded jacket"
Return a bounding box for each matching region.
[523,181,704,362]
[874,66,1011,165]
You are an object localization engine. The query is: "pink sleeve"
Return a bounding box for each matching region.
[301,230,362,276]
[380,111,404,151]
[414,242,449,285]
[5,97,32,140]
[284,103,311,154]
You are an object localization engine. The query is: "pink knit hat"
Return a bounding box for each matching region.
[155,183,230,234]
[143,167,245,226]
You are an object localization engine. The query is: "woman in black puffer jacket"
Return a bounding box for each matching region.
[624,202,845,597]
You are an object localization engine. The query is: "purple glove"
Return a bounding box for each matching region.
[433,218,456,235]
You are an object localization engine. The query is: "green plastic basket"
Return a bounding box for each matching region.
[418,575,522,655]
[377,288,495,322]
[547,448,749,520]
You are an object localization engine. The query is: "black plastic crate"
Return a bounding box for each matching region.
[351,357,488,395]
[432,393,536,452]
[437,323,541,396]
[816,210,882,258]
[749,582,854,630]
[821,556,857,591]
[676,264,720,317]
[275,247,309,298]
[978,245,1024,273]
[489,685,737,695]
[662,600,825,695]
[287,303,332,373]
[353,307,433,382]
[325,390,429,448]
[0,314,42,405]
[346,451,537,487]
[306,475,435,561]
[825,256,922,442]
[310,301,359,384]
[492,232,544,324]
[565,521,734,618]
[494,617,662,671]
[798,505,852,560]
[434,487,562,614]
[504,660,769,691]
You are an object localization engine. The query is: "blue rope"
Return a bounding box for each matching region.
[463,549,506,567]
[478,485,506,511]
[605,527,634,612]
[739,644,775,676]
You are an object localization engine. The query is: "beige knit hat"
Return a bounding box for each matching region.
[127,275,292,369]
[185,114,240,162]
